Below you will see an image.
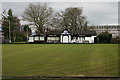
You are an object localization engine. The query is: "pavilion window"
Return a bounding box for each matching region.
[40,37,44,41]
[29,37,34,41]
[55,37,59,40]
[35,36,39,40]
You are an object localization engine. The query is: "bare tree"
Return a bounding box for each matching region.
[23,3,54,34]
[49,12,63,29]
[59,7,88,31]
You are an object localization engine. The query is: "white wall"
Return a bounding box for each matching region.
[60,35,71,43]
[85,36,96,43]
[91,36,96,43]
[68,35,71,42]
[60,35,63,43]
[85,37,92,43]
[28,37,34,42]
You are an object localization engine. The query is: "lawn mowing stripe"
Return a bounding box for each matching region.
[2,44,118,77]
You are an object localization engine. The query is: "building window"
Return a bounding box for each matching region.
[40,37,44,41]
[35,36,39,40]
[51,37,55,40]
[47,37,59,41]
[56,37,59,40]
[29,37,34,41]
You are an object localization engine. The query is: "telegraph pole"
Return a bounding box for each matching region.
[27,26,28,41]
[9,19,11,43]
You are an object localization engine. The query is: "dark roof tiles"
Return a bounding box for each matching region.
[46,29,96,35]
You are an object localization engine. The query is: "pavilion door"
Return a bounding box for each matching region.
[63,36,69,43]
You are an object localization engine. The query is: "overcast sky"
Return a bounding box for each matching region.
[2,2,118,26]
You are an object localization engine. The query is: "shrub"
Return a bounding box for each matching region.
[97,31,112,43]
[16,37,23,42]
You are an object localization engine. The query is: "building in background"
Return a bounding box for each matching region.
[89,25,120,38]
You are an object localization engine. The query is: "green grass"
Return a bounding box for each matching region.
[2,44,118,77]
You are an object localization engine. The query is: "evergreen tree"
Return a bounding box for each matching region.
[2,9,20,42]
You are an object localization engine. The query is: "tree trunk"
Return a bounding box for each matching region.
[13,36,16,42]
[38,27,44,34]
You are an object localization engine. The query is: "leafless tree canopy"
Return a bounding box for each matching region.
[23,3,54,34]
[23,3,88,34]
[61,7,88,31]
[50,7,88,31]
[50,12,63,28]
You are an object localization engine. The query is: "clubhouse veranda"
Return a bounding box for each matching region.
[28,29,97,43]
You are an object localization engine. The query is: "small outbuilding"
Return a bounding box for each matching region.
[28,29,97,43]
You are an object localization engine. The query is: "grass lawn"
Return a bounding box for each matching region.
[2,44,118,77]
